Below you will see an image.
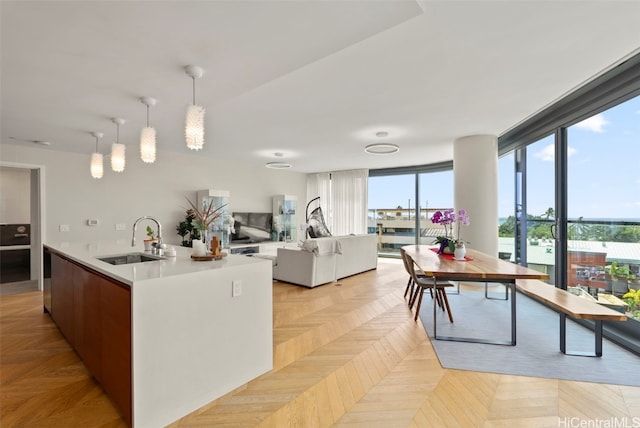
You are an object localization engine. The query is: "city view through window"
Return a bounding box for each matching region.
[368,95,640,330]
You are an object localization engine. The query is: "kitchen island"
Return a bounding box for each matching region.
[44,241,273,428]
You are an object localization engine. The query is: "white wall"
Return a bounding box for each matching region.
[0,166,31,223]
[0,145,307,245]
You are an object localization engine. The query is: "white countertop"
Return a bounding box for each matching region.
[44,240,269,286]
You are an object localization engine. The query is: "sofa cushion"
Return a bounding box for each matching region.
[298,237,342,255]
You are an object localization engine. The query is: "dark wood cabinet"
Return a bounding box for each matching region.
[99,275,131,422]
[49,252,131,425]
[50,254,75,344]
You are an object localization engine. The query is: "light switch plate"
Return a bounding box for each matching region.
[115,223,126,231]
[59,224,70,232]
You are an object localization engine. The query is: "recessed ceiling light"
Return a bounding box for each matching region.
[364,143,399,155]
[375,131,389,138]
[274,152,284,157]
[266,162,292,169]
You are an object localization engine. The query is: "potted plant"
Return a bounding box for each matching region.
[622,288,640,321]
[431,208,470,254]
[144,225,158,251]
[603,262,636,295]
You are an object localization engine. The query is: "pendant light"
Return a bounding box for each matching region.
[140,96,157,163]
[184,65,205,150]
[111,117,126,172]
[90,132,104,179]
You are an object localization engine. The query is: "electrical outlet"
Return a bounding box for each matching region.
[59,224,70,232]
[232,280,242,297]
[115,223,126,231]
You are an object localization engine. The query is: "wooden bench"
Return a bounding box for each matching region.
[516,279,627,357]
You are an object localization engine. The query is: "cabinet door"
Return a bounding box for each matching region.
[80,268,103,382]
[72,263,85,359]
[100,277,132,425]
[50,254,75,344]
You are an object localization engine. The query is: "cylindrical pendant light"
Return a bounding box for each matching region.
[140,96,157,163]
[184,65,205,150]
[90,132,104,179]
[111,117,126,172]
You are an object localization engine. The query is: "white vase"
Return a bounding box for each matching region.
[454,243,466,260]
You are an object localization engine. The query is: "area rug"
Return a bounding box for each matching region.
[418,285,640,386]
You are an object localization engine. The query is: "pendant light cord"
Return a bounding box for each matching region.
[95,137,99,153]
[192,76,196,105]
[146,105,150,127]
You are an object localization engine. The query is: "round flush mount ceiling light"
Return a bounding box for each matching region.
[364,143,400,155]
[266,162,292,169]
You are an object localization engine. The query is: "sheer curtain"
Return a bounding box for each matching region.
[329,169,368,236]
[306,172,331,224]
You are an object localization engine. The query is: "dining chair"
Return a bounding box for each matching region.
[400,248,432,305]
[400,248,419,299]
[405,253,455,323]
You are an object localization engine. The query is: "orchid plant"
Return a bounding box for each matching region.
[431,208,470,253]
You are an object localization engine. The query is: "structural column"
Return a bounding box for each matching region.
[453,135,498,256]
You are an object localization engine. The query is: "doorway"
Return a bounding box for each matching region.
[0,163,44,294]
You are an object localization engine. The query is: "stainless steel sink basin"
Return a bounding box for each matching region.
[96,252,165,265]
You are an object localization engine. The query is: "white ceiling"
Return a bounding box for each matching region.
[2,1,640,173]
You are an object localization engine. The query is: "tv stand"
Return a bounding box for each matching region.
[229,240,297,256]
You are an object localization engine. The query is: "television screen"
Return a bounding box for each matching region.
[230,212,272,243]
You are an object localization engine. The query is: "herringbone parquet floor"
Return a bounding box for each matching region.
[1,258,639,427]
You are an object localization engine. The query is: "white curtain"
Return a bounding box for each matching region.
[329,169,368,236]
[306,172,331,223]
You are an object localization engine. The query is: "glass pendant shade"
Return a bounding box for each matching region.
[185,104,205,150]
[90,152,104,179]
[140,127,156,163]
[111,143,126,172]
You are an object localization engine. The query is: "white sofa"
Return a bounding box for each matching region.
[273,234,378,288]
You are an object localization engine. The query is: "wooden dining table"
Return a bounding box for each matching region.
[402,244,550,346]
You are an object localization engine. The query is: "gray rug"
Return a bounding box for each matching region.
[418,285,640,386]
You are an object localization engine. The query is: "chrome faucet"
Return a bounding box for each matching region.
[132,216,163,248]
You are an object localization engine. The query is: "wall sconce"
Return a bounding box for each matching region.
[184,65,205,150]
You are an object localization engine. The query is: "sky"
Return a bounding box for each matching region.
[368,95,640,220]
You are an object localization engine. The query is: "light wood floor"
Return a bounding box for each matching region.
[1,259,639,427]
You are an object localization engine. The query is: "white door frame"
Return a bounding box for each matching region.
[1,161,46,291]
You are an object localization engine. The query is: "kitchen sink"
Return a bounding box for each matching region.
[96,252,165,265]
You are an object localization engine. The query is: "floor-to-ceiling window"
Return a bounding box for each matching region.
[368,174,416,256]
[498,153,515,261]
[368,164,453,256]
[418,170,453,246]
[498,53,640,353]
[524,135,557,282]
[566,97,640,302]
